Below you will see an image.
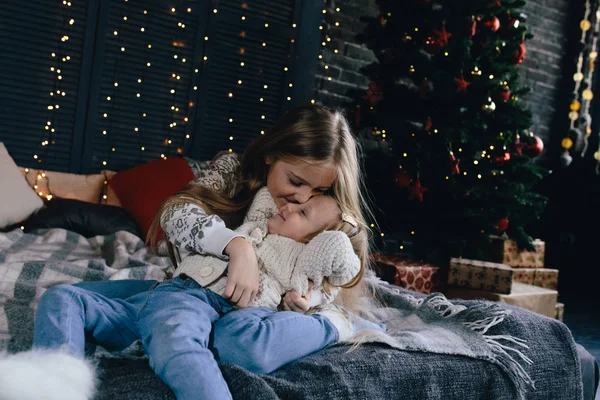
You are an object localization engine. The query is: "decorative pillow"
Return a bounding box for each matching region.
[18,167,106,204]
[23,198,143,238]
[101,170,122,207]
[0,142,44,228]
[108,157,195,241]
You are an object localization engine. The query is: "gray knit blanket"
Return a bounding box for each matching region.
[0,228,171,351]
[0,228,583,399]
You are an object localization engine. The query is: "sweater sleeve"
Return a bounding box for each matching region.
[160,152,244,258]
[234,187,277,242]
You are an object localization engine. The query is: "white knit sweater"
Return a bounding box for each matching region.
[175,187,360,310]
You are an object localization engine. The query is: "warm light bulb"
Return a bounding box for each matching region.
[562,138,574,149]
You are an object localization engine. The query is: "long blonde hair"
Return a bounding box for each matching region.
[148,105,374,304]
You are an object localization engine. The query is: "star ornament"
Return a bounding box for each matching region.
[432,25,452,48]
[408,178,429,202]
[454,74,470,92]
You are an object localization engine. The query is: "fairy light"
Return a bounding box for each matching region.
[35,0,75,167]
[561,1,600,170]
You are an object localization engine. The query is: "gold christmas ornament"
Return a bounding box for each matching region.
[568,111,579,121]
[570,100,581,111]
[583,89,594,100]
[594,151,600,161]
[573,72,584,82]
[591,51,598,60]
[581,19,592,31]
[561,138,574,149]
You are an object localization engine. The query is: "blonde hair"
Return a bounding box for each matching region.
[148,104,374,309]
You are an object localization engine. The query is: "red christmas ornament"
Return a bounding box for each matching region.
[523,135,544,157]
[496,88,511,102]
[513,40,526,64]
[494,151,511,165]
[449,152,460,175]
[483,16,500,32]
[454,73,471,92]
[395,170,413,188]
[408,179,429,202]
[363,81,383,105]
[467,16,477,38]
[496,217,509,233]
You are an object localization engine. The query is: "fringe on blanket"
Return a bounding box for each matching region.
[457,300,535,399]
[352,276,535,400]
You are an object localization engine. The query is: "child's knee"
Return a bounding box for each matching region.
[39,284,80,306]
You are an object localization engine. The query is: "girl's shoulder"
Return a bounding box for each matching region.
[210,151,242,169]
[193,151,243,197]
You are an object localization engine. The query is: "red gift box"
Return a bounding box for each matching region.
[372,254,440,294]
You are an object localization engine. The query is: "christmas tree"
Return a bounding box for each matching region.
[349,0,549,261]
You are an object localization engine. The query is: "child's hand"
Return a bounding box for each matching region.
[223,237,259,307]
[282,280,313,312]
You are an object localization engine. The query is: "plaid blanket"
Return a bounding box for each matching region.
[0,228,172,352]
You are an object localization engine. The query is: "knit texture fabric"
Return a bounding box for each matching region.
[176,187,360,309]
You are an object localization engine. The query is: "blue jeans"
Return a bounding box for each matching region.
[34,276,235,399]
[34,278,339,396]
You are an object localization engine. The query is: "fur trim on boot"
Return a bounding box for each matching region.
[0,349,97,400]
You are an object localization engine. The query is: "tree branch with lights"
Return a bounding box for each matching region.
[349,0,548,260]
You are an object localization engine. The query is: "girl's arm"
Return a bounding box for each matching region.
[160,152,259,307]
[160,152,243,259]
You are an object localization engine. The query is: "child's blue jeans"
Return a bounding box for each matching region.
[33,276,338,398]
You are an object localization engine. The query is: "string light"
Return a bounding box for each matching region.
[561,1,600,170]
[34,0,75,169]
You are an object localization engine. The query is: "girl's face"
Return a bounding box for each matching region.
[265,157,337,208]
[267,196,339,242]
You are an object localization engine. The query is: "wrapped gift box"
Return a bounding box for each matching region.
[445,282,558,318]
[449,258,513,294]
[482,236,545,268]
[512,268,535,285]
[511,268,559,290]
[555,302,564,322]
[372,253,440,294]
[533,269,559,290]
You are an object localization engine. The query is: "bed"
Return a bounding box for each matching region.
[0,143,594,399]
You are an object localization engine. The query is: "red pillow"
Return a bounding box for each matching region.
[109,157,195,241]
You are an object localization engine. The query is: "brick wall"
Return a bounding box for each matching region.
[313,0,574,153]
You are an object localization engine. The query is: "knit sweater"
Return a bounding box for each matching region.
[160,152,341,306]
[175,187,360,310]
